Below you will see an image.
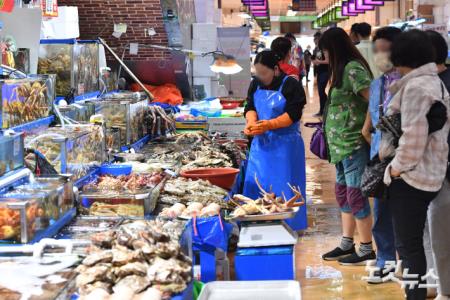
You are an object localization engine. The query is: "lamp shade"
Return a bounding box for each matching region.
[210,54,243,75]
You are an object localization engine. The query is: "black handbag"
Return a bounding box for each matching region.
[361,82,392,198]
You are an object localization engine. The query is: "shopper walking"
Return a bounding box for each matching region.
[319,27,375,265]
[361,26,402,283]
[304,45,312,82]
[312,32,329,117]
[355,22,381,78]
[243,50,308,231]
[381,29,450,300]
[285,33,305,82]
[271,37,300,80]
[424,30,450,300]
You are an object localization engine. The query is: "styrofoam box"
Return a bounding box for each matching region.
[193,23,218,41]
[193,56,216,77]
[192,39,217,53]
[198,281,301,300]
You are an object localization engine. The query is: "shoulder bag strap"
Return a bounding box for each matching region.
[379,76,385,118]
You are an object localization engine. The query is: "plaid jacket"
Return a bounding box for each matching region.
[382,63,450,192]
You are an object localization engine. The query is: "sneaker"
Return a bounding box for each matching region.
[322,245,356,261]
[338,251,376,266]
[367,269,391,284]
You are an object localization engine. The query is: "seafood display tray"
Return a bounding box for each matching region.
[198,281,301,300]
[233,207,299,222]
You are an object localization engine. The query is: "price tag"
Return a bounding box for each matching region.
[112,31,123,39]
[114,23,128,34]
[129,43,139,55]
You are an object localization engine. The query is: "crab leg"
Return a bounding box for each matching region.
[254,174,268,195]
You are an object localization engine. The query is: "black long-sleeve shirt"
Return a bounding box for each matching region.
[244,74,306,122]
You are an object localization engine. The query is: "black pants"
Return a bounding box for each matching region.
[388,179,437,300]
[305,64,311,80]
[317,71,329,115]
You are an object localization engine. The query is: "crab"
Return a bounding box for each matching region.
[229,175,305,218]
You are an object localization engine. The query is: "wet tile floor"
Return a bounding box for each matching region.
[297,81,404,300]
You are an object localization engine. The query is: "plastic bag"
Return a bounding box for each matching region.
[130,83,183,105]
[190,97,223,117]
[185,216,233,252]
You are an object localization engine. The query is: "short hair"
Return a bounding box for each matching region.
[373,26,402,43]
[271,37,292,61]
[314,31,322,39]
[426,30,448,65]
[391,29,435,68]
[284,33,295,40]
[350,23,359,34]
[254,50,279,70]
[355,22,371,38]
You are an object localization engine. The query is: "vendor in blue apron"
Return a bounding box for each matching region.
[243,50,308,231]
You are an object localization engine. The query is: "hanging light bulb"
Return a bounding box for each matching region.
[210,54,243,75]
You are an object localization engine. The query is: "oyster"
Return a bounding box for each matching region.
[82,250,113,266]
[76,220,192,297]
[114,261,149,277]
[113,275,150,294]
[79,281,112,295]
[112,246,140,266]
[91,228,116,248]
[76,264,110,286]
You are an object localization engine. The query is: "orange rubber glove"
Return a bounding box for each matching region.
[252,113,293,133]
[244,110,258,136]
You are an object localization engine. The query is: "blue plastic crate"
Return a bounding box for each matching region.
[235,245,295,280]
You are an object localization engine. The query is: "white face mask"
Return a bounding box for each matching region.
[374,52,393,74]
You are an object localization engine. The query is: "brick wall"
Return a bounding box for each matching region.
[59,0,170,60]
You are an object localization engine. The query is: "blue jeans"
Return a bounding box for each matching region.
[373,197,396,268]
[335,145,371,219]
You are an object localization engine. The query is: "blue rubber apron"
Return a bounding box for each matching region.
[243,76,307,231]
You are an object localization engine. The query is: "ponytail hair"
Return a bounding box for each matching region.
[271,37,292,62]
[254,50,279,70]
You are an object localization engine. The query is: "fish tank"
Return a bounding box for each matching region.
[0,175,73,244]
[92,92,149,145]
[106,127,121,152]
[25,124,106,181]
[0,198,41,243]
[79,191,154,217]
[73,41,100,96]
[0,133,24,177]
[59,102,96,123]
[38,39,74,97]
[38,39,100,97]
[0,76,54,129]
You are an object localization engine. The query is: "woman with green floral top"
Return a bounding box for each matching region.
[319,27,375,265]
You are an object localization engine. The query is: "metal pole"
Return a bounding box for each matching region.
[98,37,154,100]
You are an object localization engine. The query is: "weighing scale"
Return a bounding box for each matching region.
[234,209,299,280]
